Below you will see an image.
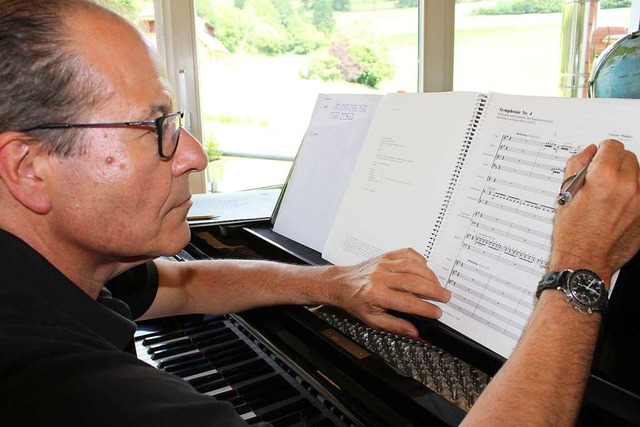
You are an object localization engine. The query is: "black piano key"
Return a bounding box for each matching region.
[238,376,293,403]
[169,364,216,382]
[150,343,198,360]
[207,346,255,367]
[185,369,223,384]
[146,326,234,353]
[144,335,191,353]
[232,403,253,417]
[237,378,298,411]
[181,367,221,382]
[146,328,237,355]
[170,361,216,379]
[154,336,249,365]
[171,348,257,381]
[196,363,276,395]
[152,346,201,363]
[220,365,276,389]
[197,338,249,358]
[161,356,209,373]
[216,358,272,379]
[140,317,225,346]
[160,340,254,373]
[195,378,230,395]
[157,352,205,370]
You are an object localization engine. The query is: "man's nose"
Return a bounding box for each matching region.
[172,127,208,175]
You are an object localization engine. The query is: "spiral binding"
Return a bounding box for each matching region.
[424,93,488,259]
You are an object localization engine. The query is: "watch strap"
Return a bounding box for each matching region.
[536,270,571,299]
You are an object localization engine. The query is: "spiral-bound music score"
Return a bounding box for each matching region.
[322,91,640,359]
[431,131,580,356]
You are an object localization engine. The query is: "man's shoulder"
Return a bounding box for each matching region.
[0,325,249,426]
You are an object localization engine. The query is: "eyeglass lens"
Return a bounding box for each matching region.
[161,113,182,158]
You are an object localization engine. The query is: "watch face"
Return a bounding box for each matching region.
[568,270,607,310]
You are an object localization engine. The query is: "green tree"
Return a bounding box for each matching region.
[201,5,250,53]
[312,0,335,35]
[198,0,326,56]
[332,0,351,12]
[306,38,395,88]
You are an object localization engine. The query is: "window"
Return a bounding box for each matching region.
[99,1,158,46]
[194,0,421,192]
[453,1,635,97]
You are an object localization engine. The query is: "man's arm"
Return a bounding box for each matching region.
[462,140,640,426]
[140,247,451,338]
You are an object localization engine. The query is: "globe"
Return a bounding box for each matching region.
[589,30,640,99]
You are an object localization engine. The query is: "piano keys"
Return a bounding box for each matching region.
[136,316,355,426]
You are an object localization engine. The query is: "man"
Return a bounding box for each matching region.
[0,1,639,426]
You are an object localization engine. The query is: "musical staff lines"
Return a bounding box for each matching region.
[448,261,532,341]
[487,176,557,199]
[471,212,551,251]
[441,133,570,346]
[462,234,548,274]
[479,190,554,226]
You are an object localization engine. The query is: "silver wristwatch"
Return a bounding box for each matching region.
[536,269,607,314]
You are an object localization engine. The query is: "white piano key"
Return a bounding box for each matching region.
[240,410,257,421]
[204,385,232,396]
[182,368,219,381]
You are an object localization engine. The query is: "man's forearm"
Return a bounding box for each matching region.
[142,258,337,320]
[461,291,601,426]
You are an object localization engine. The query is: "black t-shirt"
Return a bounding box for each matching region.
[0,228,268,426]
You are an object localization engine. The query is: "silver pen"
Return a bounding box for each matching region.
[557,158,592,205]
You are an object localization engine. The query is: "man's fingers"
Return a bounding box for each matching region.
[363,311,420,338]
[564,143,597,181]
[384,247,427,264]
[592,139,626,172]
[374,256,450,302]
[359,293,446,338]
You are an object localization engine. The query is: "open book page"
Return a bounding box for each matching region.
[322,92,483,265]
[428,92,640,359]
[273,93,384,252]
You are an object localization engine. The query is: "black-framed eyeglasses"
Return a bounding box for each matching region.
[19,111,184,159]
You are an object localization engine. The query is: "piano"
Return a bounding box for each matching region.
[135,221,640,426]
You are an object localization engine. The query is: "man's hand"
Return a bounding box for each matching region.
[550,139,640,283]
[326,247,450,338]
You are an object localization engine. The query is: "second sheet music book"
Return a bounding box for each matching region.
[279,91,640,360]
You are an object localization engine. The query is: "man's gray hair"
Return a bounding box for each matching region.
[0,0,121,156]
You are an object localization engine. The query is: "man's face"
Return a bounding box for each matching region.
[45,10,207,262]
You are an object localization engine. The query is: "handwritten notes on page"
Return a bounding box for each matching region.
[273,93,384,252]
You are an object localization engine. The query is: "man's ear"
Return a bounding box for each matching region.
[0,132,52,214]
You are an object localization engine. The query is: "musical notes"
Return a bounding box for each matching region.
[437,132,570,354]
